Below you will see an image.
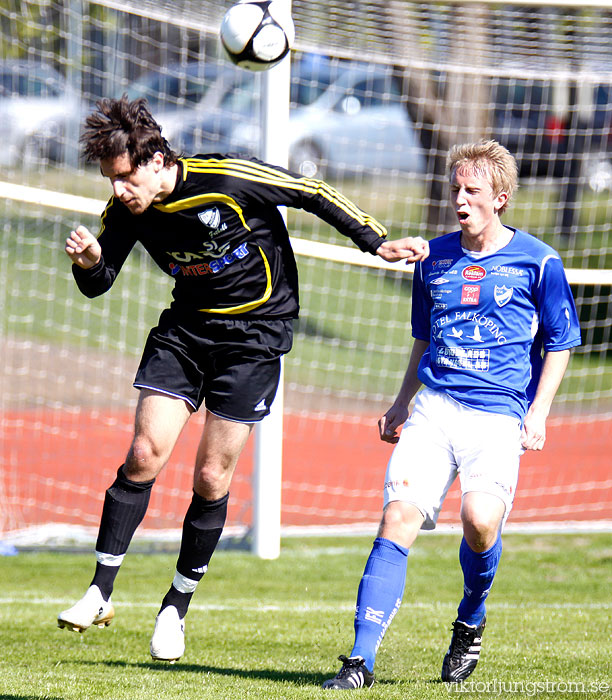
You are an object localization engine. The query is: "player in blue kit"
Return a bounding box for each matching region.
[323,140,581,690]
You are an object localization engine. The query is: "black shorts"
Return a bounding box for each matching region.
[133,309,293,423]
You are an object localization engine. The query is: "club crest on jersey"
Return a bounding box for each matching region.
[198,207,221,229]
[494,285,514,307]
[462,265,486,281]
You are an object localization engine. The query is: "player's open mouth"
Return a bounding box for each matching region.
[457,211,469,221]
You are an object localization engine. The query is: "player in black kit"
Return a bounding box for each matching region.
[57,96,429,661]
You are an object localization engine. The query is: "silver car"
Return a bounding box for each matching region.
[228,62,425,177]
[286,63,425,177]
[163,59,424,177]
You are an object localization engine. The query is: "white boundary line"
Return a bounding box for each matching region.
[2,596,611,612]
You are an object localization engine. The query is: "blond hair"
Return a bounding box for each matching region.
[448,140,518,215]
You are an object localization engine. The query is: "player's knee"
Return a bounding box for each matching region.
[194,465,232,500]
[461,493,504,551]
[462,517,500,552]
[125,435,167,476]
[379,501,424,547]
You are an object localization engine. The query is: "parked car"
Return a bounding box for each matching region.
[163,59,425,178]
[0,60,84,167]
[157,53,344,158]
[284,63,425,177]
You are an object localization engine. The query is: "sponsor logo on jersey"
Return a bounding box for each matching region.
[431,287,452,300]
[453,310,508,344]
[436,346,490,371]
[462,264,486,281]
[491,264,524,277]
[168,242,249,277]
[431,276,450,285]
[494,285,514,307]
[461,284,481,305]
[467,325,484,342]
[432,258,454,269]
[431,313,451,336]
[169,239,231,262]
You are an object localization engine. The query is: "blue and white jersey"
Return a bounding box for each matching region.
[411,227,581,421]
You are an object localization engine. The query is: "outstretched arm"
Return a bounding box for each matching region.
[521,349,571,451]
[376,236,429,264]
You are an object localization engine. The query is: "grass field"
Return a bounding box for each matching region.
[0,533,610,700]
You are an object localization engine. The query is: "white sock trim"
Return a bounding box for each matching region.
[95,551,125,567]
[172,571,200,594]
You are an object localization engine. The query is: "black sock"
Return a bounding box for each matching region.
[159,587,194,619]
[90,562,118,601]
[159,491,229,618]
[92,465,155,599]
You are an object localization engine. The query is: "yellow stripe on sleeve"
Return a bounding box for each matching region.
[181,157,387,239]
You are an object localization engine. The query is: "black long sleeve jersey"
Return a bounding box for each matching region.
[73,155,388,318]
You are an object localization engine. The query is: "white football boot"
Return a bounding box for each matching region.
[150,605,185,663]
[57,584,115,633]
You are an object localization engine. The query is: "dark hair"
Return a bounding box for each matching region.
[81,95,178,168]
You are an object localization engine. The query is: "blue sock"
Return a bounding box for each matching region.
[351,537,409,671]
[457,533,502,626]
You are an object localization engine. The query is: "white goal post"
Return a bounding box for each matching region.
[252,36,292,560]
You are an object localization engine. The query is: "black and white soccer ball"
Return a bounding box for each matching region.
[220,0,295,72]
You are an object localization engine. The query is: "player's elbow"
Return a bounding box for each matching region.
[74,281,112,299]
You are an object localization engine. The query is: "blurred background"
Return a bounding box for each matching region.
[1,0,611,549]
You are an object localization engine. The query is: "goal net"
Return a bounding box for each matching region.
[1,0,611,550]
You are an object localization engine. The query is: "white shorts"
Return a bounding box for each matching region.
[384,387,523,530]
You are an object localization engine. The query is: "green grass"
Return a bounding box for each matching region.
[0,533,610,699]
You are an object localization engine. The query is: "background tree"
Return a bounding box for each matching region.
[386,1,491,237]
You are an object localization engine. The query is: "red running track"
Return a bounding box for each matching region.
[2,410,610,534]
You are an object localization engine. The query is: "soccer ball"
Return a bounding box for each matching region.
[220,0,295,72]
